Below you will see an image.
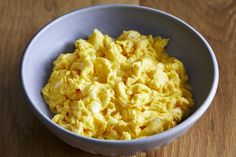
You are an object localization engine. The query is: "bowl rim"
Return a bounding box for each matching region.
[20,4,219,144]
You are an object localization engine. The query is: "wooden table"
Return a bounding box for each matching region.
[1,0,235,156]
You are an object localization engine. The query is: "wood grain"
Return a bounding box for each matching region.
[0,0,235,157]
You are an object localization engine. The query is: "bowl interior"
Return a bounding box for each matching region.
[22,6,214,121]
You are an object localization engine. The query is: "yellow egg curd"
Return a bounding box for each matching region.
[42,29,193,140]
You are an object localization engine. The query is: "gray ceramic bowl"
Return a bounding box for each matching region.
[20,4,219,156]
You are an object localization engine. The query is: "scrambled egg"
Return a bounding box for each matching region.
[42,29,193,140]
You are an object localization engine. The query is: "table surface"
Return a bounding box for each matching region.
[1,0,235,157]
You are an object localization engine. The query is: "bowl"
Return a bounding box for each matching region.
[20,4,219,156]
